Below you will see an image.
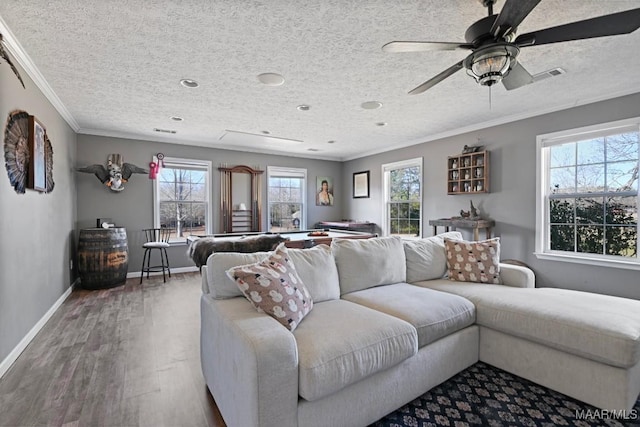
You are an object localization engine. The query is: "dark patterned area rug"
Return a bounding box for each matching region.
[372,362,640,427]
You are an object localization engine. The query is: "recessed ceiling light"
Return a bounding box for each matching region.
[257,73,285,86]
[361,101,383,110]
[327,140,336,144]
[297,105,310,111]
[375,122,388,127]
[170,116,184,122]
[180,79,199,88]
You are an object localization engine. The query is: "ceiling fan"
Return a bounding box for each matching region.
[383,0,640,94]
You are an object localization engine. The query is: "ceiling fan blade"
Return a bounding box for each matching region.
[502,62,533,91]
[490,0,542,39]
[515,8,640,47]
[408,61,464,95]
[382,41,473,53]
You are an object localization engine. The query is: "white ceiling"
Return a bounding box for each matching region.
[1,0,639,161]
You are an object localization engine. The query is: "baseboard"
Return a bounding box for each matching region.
[126,265,199,278]
[0,279,78,380]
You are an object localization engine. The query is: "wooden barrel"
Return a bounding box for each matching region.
[77,227,129,289]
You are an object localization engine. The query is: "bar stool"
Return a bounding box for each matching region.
[140,228,171,283]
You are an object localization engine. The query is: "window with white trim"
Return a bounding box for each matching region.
[536,118,640,268]
[153,157,212,243]
[267,167,307,232]
[382,157,423,238]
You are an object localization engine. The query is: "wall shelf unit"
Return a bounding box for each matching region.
[447,150,489,195]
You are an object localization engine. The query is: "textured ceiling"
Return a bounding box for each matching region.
[1,0,640,161]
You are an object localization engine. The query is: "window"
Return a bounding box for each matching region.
[536,118,640,268]
[267,167,307,232]
[382,158,423,238]
[154,157,212,243]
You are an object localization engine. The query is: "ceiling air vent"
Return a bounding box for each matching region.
[532,67,566,83]
[153,128,177,134]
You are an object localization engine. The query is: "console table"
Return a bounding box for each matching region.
[428,218,495,241]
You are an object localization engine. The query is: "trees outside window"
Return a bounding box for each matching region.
[267,167,306,232]
[382,158,422,238]
[154,158,211,243]
[537,119,639,266]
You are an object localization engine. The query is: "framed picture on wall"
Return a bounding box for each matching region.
[316,176,334,206]
[27,115,47,192]
[353,171,369,198]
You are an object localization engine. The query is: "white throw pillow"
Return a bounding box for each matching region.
[331,236,406,295]
[404,231,463,283]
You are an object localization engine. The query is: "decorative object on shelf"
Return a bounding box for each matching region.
[447,149,489,195]
[0,33,25,89]
[76,153,148,192]
[148,152,164,180]
[316,176,334,206]
[353,170,370,198]
[458,200,480,220]
[470,200,479,219]
[462,144,484,154]
[4,110,54,194]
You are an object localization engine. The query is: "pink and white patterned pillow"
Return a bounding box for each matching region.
[226,243,313,331]
[444,237,501,284]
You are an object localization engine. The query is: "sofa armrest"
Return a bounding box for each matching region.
[499,263,535,288]
[200,295,299,427]
[201,265,210,294]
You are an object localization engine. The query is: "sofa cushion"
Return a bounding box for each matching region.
[287,245,340,302]
[404,231,463,283]
[205,245,340,302]
[417,282,640,368]
[206,251,269,298]
[444,237,500,284]
[342,283,475,348]
[332,236,406,295]
[226,243,313,331]
[293,299,417,401]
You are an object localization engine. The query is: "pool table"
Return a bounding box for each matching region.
[190,228,377,249]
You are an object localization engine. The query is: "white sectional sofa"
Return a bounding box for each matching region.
[199,233,640,427]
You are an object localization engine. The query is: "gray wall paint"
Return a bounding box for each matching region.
[1,62,77,362]
[76,135,343,271]
[343,92,640,300]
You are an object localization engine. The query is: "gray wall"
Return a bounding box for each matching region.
[343,92,640,300]
[0,60,77,362]
[76,135,344,271]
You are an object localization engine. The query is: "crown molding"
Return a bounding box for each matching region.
[342,86,640,162]
[77,128,342,162]
[0,16,79,131]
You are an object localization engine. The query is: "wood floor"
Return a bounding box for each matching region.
[0,273,226,427]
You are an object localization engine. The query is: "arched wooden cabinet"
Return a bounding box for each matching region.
[219,165,264,233]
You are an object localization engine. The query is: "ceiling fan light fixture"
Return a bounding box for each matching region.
[464,44,519,87]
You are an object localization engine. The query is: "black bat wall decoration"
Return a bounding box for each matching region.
[0,33,26,89]
[76,154,148,192]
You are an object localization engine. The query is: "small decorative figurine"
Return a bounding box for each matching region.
[470,200,479,218]
[76,154,148,192]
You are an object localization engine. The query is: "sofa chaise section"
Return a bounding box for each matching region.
[418,281,640,410]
